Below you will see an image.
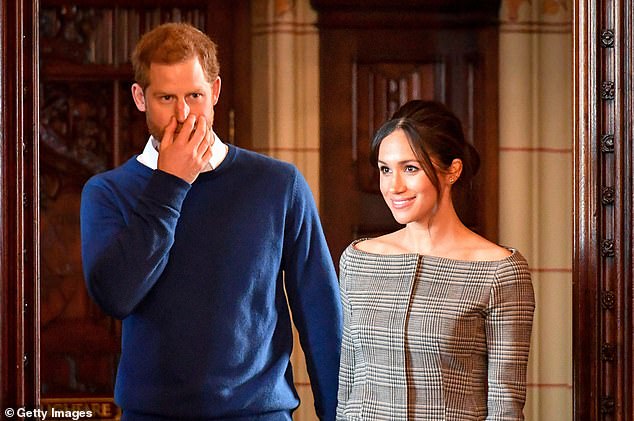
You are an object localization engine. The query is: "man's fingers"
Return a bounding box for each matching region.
[160,117,178,150]
[192,118,208,149]
[174,114,198,144]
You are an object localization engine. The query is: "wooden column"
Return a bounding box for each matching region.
[574,0,633,418]
[0,0,40,409]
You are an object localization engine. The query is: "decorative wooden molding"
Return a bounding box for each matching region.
[574,0,633,418]
[600,133,614,153]
[600,186,615,205]
[600,29,615,48]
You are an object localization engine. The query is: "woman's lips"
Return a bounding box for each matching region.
[390,197,415,209]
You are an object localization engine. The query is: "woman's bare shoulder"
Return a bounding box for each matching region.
[464,234,513,261]
[354,231,410,255]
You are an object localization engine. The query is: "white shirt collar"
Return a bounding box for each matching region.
[136,132,228,172]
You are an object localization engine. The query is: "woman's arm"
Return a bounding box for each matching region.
[485,256,535,420]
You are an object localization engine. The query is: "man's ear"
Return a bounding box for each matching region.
[131,83,146,112]
[212,76,221,106]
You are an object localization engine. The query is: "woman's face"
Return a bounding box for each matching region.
[378,129,441,226]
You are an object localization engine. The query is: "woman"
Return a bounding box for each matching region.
[337,100,535,420]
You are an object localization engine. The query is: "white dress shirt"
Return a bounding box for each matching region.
[136,132,228,172]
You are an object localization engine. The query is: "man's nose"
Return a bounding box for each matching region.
[175,98,190,123]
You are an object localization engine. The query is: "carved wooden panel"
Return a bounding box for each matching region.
[40,79,119,395]
[40,81,113,176]
[355,62,440,193]
[40,5,206,66]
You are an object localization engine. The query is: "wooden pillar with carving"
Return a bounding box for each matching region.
[574,0,633,419]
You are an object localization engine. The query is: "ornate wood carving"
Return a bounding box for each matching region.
[601,133,615,153]
[601,186,615,205]
[40,5,207,66]
[40,81,113,176]
[574,0,633,418]
[601,342,615,362]
[601,29,615,48]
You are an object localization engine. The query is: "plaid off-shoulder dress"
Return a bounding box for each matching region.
[336,240,535,421]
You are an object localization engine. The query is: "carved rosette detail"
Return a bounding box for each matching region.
[601,239,615,257]
[601,291,615,309]
[600,29,615,48]
[601,187,615,205]
[600,396,615,414]
[601,134,615,153]
[601,81,615,100]
[601,343,615,361]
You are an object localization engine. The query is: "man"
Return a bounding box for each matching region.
[80,22,342,421]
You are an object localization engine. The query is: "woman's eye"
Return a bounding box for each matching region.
[379,166,390,174]
[404,165,419,173]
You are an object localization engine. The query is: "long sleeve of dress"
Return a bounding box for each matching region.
[336,253,355,420]
[485,257,535,420]
[80,169,190,319]
[281,168,343,421]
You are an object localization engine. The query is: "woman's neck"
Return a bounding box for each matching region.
[401,204,471,256]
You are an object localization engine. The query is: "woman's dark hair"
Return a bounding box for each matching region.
[370,100,480,201]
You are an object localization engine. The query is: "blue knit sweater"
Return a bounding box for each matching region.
[80,145,342,420]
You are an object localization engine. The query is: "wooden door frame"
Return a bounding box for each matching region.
[573,0,633,419]
[0,0,40,409]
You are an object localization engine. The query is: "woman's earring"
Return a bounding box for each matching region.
[449,177,455,184]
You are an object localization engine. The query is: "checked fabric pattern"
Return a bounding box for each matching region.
[336,240,535,421]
